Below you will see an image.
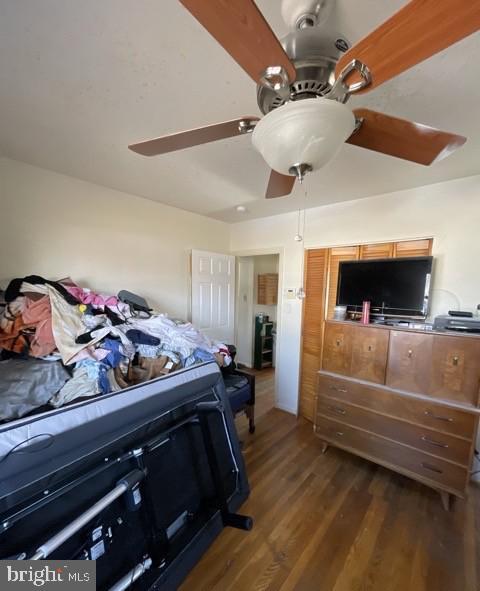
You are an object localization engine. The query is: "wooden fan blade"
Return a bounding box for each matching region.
[265,170,295,199]
[335,0,480,93]
[179,0,296,85]
[128,116,259,156]
[347,109,466,165]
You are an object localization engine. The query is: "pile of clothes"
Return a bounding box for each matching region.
[0,275,231,422]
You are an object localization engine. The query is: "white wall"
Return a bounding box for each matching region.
[230,174,480,415]
[0,158,230,320]
[235,256,255,367]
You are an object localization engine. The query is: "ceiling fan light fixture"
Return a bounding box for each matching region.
[251,98,355,176]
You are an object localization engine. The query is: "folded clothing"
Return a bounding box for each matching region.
[0,358,70,420]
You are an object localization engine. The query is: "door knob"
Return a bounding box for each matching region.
[407,349,413,358]
[452,356,459,366]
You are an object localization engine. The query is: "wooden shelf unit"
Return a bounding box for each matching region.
[257,273,278,306]
[254,317,274,370]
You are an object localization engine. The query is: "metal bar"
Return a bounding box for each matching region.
[196,402,252,532]
[3,449,139,532]
[30,470,144,560]
[108,558,153,591]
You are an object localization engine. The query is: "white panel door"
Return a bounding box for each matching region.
[191,250,235,343]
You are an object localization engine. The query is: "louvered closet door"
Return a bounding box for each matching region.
[299,249,328,421]
[359,242,394,259]
[326,246,360,319]
[393,239,432,257]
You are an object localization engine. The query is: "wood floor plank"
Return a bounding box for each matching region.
[282,470,374,591]
[331,495,389,591]
[232,463,357,591]
[367,482,425,591]
[180,372,480,591]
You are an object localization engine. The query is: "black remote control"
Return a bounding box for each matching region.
[448,310,473,318]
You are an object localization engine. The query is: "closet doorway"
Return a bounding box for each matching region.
[235,253,280,420]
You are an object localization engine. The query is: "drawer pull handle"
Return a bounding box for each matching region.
[421,436,449,449]
[421,462,443,474]
[407,349,413,358]
[329,386,348,393]
[424,410,453,423]
[327,405,346,415]
[452,356,459,366]
[336,340,341,346]
[335,431,344,437]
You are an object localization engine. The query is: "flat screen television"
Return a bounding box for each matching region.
[336,256,433,318]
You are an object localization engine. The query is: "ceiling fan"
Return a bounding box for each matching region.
[129,0,480,199]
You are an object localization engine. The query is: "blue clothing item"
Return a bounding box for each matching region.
[185,348,215,367]
[193,348,215,363]
[126,329,160,346]
[75,339,125,396]
[76,359,101,380]
[97,366,111,394]
[136,344,163,358]
[101,338,123,368]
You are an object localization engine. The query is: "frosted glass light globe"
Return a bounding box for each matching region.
[252,98,355,176]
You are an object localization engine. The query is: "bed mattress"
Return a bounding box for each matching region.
[0,361,250,590]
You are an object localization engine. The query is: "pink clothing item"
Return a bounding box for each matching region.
[68,345,110,364]
[21,296,56,357]
[65,285,119,307]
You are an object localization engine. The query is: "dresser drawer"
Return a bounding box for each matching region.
[316,398,472,466]
[318,373,476,440]
[315,416,468,494]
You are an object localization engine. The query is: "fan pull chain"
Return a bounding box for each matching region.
[294,207,303,242]
[297,184,308,300]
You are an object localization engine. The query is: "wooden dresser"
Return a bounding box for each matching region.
[315,320,480,509]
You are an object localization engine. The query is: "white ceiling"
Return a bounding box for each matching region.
[1,0,479,222]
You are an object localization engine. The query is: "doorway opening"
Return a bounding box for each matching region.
[235,254,279,421]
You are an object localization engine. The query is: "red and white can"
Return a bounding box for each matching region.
[361,301,371,324]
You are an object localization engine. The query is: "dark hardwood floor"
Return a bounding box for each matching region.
[181,379,480,591]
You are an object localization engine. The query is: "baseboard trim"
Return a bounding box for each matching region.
[275,402,297,416]
[236,361,253,369]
